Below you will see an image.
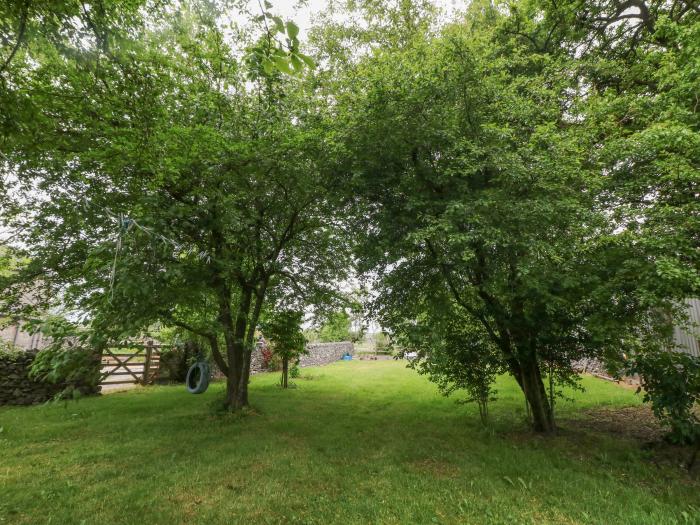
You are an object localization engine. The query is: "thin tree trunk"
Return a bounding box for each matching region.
[281,356,288,388]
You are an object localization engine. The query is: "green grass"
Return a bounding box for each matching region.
[1,361,698,525]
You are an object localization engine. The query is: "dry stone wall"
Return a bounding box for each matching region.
[299,342,354,368]
[0,349,100,406]
[174,341,355,380]
[1,350,64,405]
[572,357,641,386]
[245,341,354,374]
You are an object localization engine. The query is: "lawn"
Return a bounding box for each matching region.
[1,360,698,525]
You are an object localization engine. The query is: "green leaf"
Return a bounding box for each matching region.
[286,21,299,40]
[290,54,303,72]
[273,56,293,75]
[264,0,273,8]
[272,16,285,33]
[297,53,316,69]
[262,57,275,75]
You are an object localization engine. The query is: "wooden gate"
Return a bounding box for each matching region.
[100,341,163,388]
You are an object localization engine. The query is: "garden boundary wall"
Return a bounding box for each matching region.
[299,342,354,368]
[0,349,100,405]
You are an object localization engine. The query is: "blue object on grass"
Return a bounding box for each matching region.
[342,353,352,361]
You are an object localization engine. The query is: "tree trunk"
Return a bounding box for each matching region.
[500,327,555,434]
[235,279,270,407]
[281,356,288,388]
[518,357,555,433]
[223,288,252,411]
[226,366,245,409]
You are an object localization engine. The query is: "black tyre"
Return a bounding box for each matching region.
[186,361,210,394]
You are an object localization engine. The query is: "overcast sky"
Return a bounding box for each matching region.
[261,0,469,38]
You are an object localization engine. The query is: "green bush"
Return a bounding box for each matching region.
[27,318,101,400]
[317,311,351,343]
[626,350,700,446]
[29,345,101,400]
[266,351,282,372]
[260,310,306,388]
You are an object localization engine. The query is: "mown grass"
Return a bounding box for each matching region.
[1,360,698,525]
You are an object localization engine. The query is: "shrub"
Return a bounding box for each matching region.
[626,350,700,446]
[29,344,101,400]
[401,315,504,426]
[260,310,306,388]
[27,318,101,400]
[261,346,275,369]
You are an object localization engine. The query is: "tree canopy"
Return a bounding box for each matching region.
[313,0,699,432]
[1,0,697,430]
[1,0,349,410]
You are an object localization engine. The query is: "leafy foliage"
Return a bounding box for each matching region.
[1,0,697,435]
[260,309,306,388]
[402,310,505,425]
[626,350,700,446]
[27,318,101,401]
[317,311,353,343]
[317,0,698,433]
[1,0,347,410]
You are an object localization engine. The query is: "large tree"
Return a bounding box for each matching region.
[509,0,700,303]
[1,1,348,410]
[320,0,697,432]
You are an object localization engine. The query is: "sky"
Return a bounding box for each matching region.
[262,0,470,38]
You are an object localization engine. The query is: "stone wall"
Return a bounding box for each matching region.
[204,341,355,378]
[250,345,265,373]
[1,350,63,405]
[244,341,354,374]
[0,349,100,406]
[299,341,354,368]
[572,357,641,386]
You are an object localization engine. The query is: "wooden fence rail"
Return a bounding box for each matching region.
[100,341,167,388]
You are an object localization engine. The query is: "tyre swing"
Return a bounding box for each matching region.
[186,359,210,394]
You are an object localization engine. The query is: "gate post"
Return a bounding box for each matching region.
[142,341,153,385]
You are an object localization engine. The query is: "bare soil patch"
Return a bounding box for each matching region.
[569,405,663,442]
[560,405,699,477]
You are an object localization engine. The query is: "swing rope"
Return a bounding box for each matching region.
[80,196,211,301]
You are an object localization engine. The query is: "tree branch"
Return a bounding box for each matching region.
[0,1,29,76]
[159,311,228,376]
[425,240,504,351]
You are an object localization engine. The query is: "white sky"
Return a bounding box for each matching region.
[264,0,469,38]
